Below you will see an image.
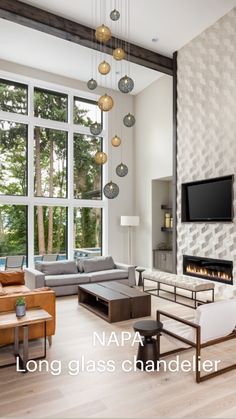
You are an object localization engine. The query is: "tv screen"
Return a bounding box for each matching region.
[182,176,233,222]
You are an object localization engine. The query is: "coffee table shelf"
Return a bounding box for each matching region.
[78,282,151,323]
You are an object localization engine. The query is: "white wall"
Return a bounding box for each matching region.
[176,8,236,288]
[0,59,134,263]
[133,75,173,268]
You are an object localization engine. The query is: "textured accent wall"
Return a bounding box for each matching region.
[177,8,236,281]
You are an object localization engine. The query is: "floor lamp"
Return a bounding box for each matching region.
[120,216,140,265]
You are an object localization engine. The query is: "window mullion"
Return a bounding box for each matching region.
[27,83,35,267]
[67,92,74,260]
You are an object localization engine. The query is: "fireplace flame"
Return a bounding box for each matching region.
[186,264,231,281]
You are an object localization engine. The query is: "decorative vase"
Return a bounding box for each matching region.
[16,304,26,317]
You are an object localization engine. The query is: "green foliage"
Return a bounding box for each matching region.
[16,296,26,306]
[0,121,27,195]
[0,80,27,114]
[34,88,67,122]
[0,205,26,257]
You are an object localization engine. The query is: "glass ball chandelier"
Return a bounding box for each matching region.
[116,163,128,177]
[123,113,136,127]
[95,24,112,43]
[104,181,119,199]
[90,122,102,136]
[98,60,111,75]
[95,151,107,165]
[98,94,114,112]
[111,135,121,147]
[87,78,97,91]
[113,48,125,61]
[118,75,134,94]
[110,9,120,21]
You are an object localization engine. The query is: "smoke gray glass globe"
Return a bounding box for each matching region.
[103,182,119,199]
[110,9,120,21]
[87,78,97,90]
[90,122,102,136]
[118,76,134,94]
[116,163,128,177]
[123,113,136,127]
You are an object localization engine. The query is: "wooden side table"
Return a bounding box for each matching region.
[136,267,145,287]
[0,308,52,372]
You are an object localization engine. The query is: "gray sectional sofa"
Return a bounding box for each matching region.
[25,256,136,296]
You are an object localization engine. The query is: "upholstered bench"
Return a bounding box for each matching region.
[143,270,215,308]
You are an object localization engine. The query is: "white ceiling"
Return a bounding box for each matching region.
[0,0,236,94]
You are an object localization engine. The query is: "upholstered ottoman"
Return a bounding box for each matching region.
[143,270,215,308]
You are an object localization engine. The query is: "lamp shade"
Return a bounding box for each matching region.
[120,216,140,227]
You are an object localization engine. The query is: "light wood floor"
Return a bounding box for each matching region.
[1,288,236,418]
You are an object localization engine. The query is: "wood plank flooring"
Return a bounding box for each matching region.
[0,288,236,418]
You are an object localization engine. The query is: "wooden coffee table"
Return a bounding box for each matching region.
[0,308,52,372]
[78,282,151,323]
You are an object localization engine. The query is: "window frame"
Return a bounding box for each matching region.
[0,70,108,268]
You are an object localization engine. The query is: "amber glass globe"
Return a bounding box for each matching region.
[98,60,111,75]
[95,151,107,165]
[95,24,112,43]
[113,47,125,61]
[111,135,121,147]
[98,94,114,112]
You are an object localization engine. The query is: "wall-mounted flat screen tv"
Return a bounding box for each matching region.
[182,175,234,222]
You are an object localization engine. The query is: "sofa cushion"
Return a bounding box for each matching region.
[83,256,115,273]
[2,285,30,295]
[0,271,25,286]
[89,269,128,283]
[36,260,78,275]
[45,273,89,287]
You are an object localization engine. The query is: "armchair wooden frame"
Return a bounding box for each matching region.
[156,309,236,383]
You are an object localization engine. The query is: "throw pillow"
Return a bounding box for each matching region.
[83,256,115,273]
[0,271,25,286]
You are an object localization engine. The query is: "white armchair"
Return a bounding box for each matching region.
[157,300,236,383]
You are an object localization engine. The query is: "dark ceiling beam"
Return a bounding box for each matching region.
[0,0,173,75]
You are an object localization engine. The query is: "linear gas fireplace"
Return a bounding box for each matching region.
[183,255,233,285]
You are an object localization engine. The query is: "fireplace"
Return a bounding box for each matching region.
[183,255,233,285]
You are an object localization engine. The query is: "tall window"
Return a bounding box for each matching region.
[74,208,102,258]
[34,127,67,198]
[0,205,27,268]
[0,120,27,196]
[0,76,105,268]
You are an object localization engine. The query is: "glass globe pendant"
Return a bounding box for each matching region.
[87,78,97,91]
[123,113,136,127]
[90,122,102,136]
[113,47,125,61]
[95,24,112,43]
[104,181,119,199]
[118,75,134,94]
[116,163,128,177]
[110,9,120,21]
[98,94,114,112]
[95,151,107,165]
[98,60,111,75]
[111,135,121,147]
